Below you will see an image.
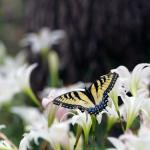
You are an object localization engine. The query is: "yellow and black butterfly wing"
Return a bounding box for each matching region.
[53,90,95,112]
[53,72,119,115]
[88,72,119,105]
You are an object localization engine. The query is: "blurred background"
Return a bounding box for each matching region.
[1,0,150,148]
[1,0,150,87]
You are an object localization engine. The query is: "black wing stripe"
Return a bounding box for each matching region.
[74,91,82,100]
[64,94,68,98]
[84,90,96,105]
[103,76,106,82]
[68,93,72,99]
[94,81,99,93]
[99,78,103,86]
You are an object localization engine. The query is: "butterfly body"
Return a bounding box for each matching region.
[53,72,119,115]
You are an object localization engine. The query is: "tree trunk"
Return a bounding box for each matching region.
[25,0,150,84]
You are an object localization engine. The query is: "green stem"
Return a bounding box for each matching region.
[48,50,59,87]
[117,110,125,132]
[24,87,40,107]
[41,48,49,62]
[48,106,56,127]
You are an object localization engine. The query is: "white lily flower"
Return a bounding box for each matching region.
[106,100,121,131]
[21,27,66,53]
[14,63,37,90]
[0,51,26,74]
[104,74,126,131]
[13,63,40,106]
[121,93,145,130]
[19,118,70,150]
[111,64,150,130]
[0,61,38,106]
[112,63,150,96]
[71,110,92,144]
[11,106,46,130]
[0,74,20,105]
[0,51,32,105]
[14,106,70,149]
[107,137,126,150]
[108,123,150,150]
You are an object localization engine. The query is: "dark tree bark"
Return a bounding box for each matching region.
[25,0,150,84]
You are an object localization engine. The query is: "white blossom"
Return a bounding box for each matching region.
[0,63,37,105]
[21,27,66,53]
[108,123,150,150]
[11,106,46,130]
[13,63,37,90]
[19,118,70,150]
[71,110,92,144]
[112,63,150,96]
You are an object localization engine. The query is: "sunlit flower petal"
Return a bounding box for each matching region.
[122,94,144,129]
[15,63,37,90]
[12,63,40,106]
[96,113,103,124]
[108,137,126,150]
[0,74,20,105]
[0,52,28,105]
[112,63,150,96]
[11,106,47,130]
[0,51,26,73]
[19,120,70,150]
[106,101,119,131]
[71,110,92,144]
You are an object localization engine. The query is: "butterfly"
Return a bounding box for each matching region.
[53,72,119,115]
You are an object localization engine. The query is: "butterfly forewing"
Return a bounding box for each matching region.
[53,90,95,111]
[89,72,118,105]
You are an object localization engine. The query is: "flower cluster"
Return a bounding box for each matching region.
[1,28,150,150]
[107,64,150,149]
